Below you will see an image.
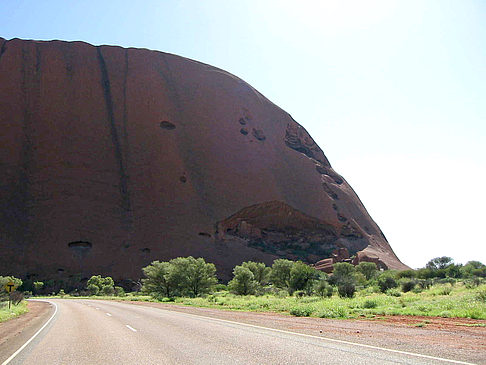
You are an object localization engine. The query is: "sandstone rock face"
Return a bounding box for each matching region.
[0,37,408,282]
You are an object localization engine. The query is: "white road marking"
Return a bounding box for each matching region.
[106,313,112,316]
[95,307,100,310]
[165,309,476,365]
[1,300,58,365]
[125,324,137,332]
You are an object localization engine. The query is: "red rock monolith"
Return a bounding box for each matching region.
[0,37,408,283]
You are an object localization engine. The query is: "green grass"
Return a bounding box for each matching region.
[170,283,486,320]
[37,282,486,321]
[0,301,28,322]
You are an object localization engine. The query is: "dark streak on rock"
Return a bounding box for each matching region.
[0,39,8,63]
[121,48,133,230]
[97,47,131,216]
[10,43,40,250]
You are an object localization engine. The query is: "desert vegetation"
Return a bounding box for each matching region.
[2,256,485,322]
[0,276,27,322]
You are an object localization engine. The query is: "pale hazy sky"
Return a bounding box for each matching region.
[1,0,485,268]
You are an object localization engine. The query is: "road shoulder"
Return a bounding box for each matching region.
[0,300,52,363]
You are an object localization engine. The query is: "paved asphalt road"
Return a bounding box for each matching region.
[2,299,475,365]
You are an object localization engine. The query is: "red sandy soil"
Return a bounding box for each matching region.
[0,301,52,361]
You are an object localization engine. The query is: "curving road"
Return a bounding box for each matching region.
[1,299,476,365]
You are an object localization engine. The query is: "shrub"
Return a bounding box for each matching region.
[86,275,115,296]
[290,305,313,317]
[426,256,453,270]
[289,262,319,295]
[169,256,218,297]
[114,286,126,296]
[362,299,378,308]
[228,266,257,295]
[33,281,44,295]
[356,262,378,281]
[142,257,217,298]
[270,259,294,289]
[386,288,401,297]
[87,284,99,295]
[315,280,333,298]
[476,288,486,302]
[417,279,433,290]
[214,284,228,292]
[142,261,174,297]
[338,280,356,298]
[378,275,398,293]
[332,263,355,284]
[439,286,452,295]
[317,306,347,318]
[241,261,271,286]
[397,269,416,279]
[401,280,416,293]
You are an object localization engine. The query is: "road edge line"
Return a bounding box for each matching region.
[1,300,58,365]
[142,304,476,365]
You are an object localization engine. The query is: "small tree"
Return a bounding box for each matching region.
[86,275,115,296]
[228,266,257,295]
[426,256,453,270]
[461,261,486,278]
[315,279,333,298]
[142,261,175,297]
[337,280,356,298]
[241,261,271,286]
[332,263,355,284]
[289,262,319,295]
[401,279,416,292]
[377,273,398,293]
[33,281,44,295]
[270,259,294,289]
[169,256,217,297]
[355,262,378,281]
[114,286,126,296]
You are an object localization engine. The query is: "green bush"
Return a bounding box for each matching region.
[338,280,356,298]
[386,288,401,297]
[241,261,271,286]
[362,299,378,308]
[356,262,378,281]
[270,259,294,289]
[290,305,313,317]
[142,257,217,298]
[289,262,319,295]
[332,263,355,285]
[315,280,333,298]
[439,286,452,295]
[86,275,115,296]
[228,266,257,295]
[476,288,486,302]
[378,275,398,293]
[114,286,126,296]
[401,280,416,293]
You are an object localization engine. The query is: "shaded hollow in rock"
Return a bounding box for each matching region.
[252,128,266,141]
[160,121,176,130]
